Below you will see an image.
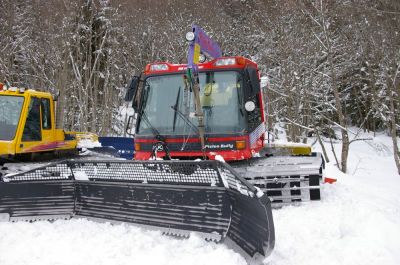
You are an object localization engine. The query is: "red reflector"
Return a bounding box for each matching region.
[324,177,337,184]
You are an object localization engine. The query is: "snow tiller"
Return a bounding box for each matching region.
[0,160,275,261]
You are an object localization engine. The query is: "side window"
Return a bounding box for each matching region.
[245,68,262,132]
[247,94,262,131]
[41,98,52,129]
[22,97,42,141]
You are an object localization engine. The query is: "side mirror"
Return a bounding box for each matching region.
[125,76,139,102]
[125,115,135,136]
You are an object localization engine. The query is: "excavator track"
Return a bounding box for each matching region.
[0,159,275,262]
[231,153,324,206]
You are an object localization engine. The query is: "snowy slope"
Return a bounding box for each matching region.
[0,220,245,265]
[0,133,399,265]
[269,132,400,265]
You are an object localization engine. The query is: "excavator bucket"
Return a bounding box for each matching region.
[0,160,274,261]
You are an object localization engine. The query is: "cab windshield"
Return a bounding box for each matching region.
[137,71,245,135]
[0,95,24,140]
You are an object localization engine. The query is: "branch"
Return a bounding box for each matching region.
[313,32,328,50]
[349,138,373,145]
[345,3,400,15]
[84,30,109,92]
[319,113,348,132]
[285,117,313,131]
[267,86,290,98]
[69,52,82,82]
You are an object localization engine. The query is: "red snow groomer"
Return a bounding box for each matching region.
[126,26,324,206]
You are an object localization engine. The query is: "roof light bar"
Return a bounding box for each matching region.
[149,64,169,71]
[214,58,237,66]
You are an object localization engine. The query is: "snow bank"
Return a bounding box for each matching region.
[269,132,400,265]
[0,219,246,265]
[270,164,400,265]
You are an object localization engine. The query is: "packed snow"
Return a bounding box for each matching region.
[0,220,245,265]
[0,131,399,265]
[77,139,102,149]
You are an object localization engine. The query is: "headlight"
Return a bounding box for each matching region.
[185,32,195,42]
[214,58,236,66]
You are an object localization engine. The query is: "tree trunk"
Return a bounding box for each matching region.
[388,73,400,175]
[55,55,69,129]
[316,130,330,163]
[329,55,350,173]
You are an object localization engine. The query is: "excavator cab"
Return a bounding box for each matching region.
[0,86,77,160]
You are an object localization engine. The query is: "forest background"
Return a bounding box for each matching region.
[0,0,399,173]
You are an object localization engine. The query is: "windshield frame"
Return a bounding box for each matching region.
[136,69,246,137]
[0,95,25,141]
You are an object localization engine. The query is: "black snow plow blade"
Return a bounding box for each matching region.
[0,160,274,261]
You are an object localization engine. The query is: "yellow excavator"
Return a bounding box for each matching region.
[0,82,97,162]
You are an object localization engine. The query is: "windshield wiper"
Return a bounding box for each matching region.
[170,105,199,134]
[172,87,181,132]
[171,86,199,134]
[237,77,244,117]
[138,85,170,159]
[140,110,171,159]
[141,110,163,141]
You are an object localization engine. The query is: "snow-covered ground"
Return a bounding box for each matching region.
[0,131,399,265]
[270,131,400,265]
[0,220,245,265]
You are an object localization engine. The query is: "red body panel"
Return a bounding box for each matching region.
[135,134,264,161]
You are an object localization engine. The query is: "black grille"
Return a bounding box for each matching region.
[71,161,222,186]
[2,163,72,182]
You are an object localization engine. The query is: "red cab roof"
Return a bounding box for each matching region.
[144,56,258,75]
